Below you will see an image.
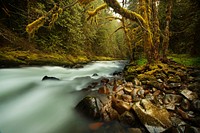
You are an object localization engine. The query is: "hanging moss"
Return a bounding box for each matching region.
[26,16,46,36]
[87,3,107,21]
[58,7,63,14]
[78,0,95,5]
[49,13,59,29]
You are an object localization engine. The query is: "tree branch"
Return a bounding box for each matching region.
[103,0,146,27]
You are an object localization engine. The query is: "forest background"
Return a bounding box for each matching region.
[0,0,200,67]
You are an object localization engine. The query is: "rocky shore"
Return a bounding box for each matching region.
[75,61,200,133]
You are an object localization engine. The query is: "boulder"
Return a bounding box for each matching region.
[98,86,110,94]
[92,73,99,76]
[75,96,102,120]
[42,75,60,81]
[133,99,172,133]
[192,99,200,111]
[181,98,191,111]
[181,89,198,101]
[119,111,136,126]
[112,98,131,114]
[121,94,132,103]
[75,93,119,121]
[163,94,183,110]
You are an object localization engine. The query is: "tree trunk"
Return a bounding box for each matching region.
[162,0,173,61]
[139,0,154,63]
[152,0,160,61]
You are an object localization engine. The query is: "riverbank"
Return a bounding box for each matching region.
[0,47,121,68]
[75,60,200,132]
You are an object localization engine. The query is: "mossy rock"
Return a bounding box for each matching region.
[125,74,135,82]
[137,74,157,81]
[167,75,181,83]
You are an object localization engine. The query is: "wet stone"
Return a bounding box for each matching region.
[124,87,133,94]
[127,128,143,133]
[181,98,191,111]
[167,75,181,83]
[163,94,182,110]
[181,89,198,101]
[133,78,142,86]
[119,111,136,126]
[125,82,134,87]
[133,99,172,133]
[168,83,182,89]
[112,99,131,114]
[192,99,200,111]
[121,94,132,103]
[75,96,103,120]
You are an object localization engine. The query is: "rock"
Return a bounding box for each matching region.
[124,87,133,94]
[125,82,134,87]
[113,71,122,76]
[157,79,163,83]
[181,98,191,111]
[92,73,98,76]
[163,94,183,110]
[176,107,190,120]
[119,111,136,126]
[121,94,132,103]
[72,64,84,68]
[181,89,198,101]
[133,78,142,86]
[42,75,60,81]
[168,83,182,89]
[192,99,200,111]
[75,96,102,120]
[91,82,99,88]
[188,82,200,93]
[189,69,200,77]
[127,128,143,133]
[112,98,131,114]
[115,85,124,92]
[167,75,181,83]
[116,89,125,98]
[98,86,110,94]
[101,78,109,84]
[153,90,161,96]
[101,104,119,121]
[164,124,200,133]
[92,121,127,133]
[131,86,145,98]
[133,99,172,133]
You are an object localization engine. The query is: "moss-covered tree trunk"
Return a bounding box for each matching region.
[139,0,154,63]
[121,17,133,61]
[162,0,173,61]
[152,0,160,61]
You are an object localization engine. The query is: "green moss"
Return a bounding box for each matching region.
[168,54,200,67]
[136,58,147,66]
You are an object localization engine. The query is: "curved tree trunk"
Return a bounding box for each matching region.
[104,0,154,63]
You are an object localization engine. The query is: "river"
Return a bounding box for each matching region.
[0,60,127,133]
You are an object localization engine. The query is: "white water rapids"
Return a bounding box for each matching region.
[0,60,127,133]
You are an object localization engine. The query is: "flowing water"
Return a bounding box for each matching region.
[0,60,127,133]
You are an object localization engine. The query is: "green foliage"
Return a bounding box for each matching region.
[159,0,200,55]
[169,54,200,67]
